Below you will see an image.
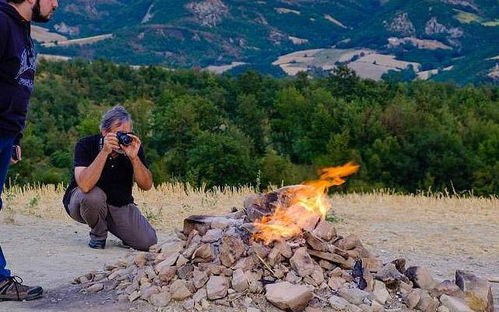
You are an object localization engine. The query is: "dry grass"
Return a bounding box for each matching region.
[2,183,253,230]
[331,190,499,258]
[2,184,498,258]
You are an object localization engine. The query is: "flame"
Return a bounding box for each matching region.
[253,162,359,244]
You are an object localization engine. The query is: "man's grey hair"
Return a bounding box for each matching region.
[100,105,132,131]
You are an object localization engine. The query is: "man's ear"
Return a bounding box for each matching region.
[26,0,36,7]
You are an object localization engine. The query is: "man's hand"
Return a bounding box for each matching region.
[101,133,120,155]
[122,134,141,161]
[10,145,21,164]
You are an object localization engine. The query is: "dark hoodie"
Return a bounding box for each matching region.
[0,1,36,144]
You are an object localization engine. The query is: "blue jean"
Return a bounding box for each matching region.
[0,134,15,281]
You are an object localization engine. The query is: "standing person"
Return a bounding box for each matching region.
[0,0,58,301]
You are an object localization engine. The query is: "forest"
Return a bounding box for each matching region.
[8,60,498,195]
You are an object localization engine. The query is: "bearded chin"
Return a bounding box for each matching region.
[32,0,51,23]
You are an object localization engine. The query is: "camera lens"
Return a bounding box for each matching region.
[117,131,132,146]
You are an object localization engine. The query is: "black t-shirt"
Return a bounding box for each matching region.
[62,134,148,211]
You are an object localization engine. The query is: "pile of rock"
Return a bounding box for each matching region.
[75,188,494,312]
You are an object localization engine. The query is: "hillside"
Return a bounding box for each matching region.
[34,0,499,83]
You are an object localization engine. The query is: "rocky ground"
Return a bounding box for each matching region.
[0,194,497,312]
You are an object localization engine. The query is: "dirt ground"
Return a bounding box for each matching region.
[0,192,497,311]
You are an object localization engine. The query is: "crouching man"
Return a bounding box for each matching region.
[62,106,157,251]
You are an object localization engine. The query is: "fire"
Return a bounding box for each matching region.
[253,162,359,244]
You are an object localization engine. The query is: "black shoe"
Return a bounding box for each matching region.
[0,276,43,301]
[119,241,130,249]
[88,239,106,249]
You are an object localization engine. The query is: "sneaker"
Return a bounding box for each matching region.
[0,276,43,301]
[88,239,106,249]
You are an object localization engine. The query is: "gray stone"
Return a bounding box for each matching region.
[417,290,439,312]
[373,280,390,304]
[307,249,348,266]
[149,291,171,307]
[108,268,125,280]
[405,266,438,290]
[177,264,194,279]
[455,270,494,312]
[159,241,184,255]
[201,228,223,243]
[249,241,270,259]
[219,235,246,267]
[329,295,350,310]
[232,269,249,292]
[206,275,229,300]
[211,217,236,229]
[375,263,410,287]
[312,219,336,241]
[170,280,192,300]
[347,304,364,312]
[337,234,361,250]
[182,234,202,258]
[134,252,147,267]
[144,266,157,280]
[193,287,207,303]
[440,295,474,312]
[192,269,209,289]
[405,289,422,309]
[359,303,374,312]
[290,247,316,277]
[305,232,327,251]
[176,254,189,266]
[371,300,385,312]
[319,259,335,271]
[192,243,215,261]
[158,266,176,283]
[274,241,293,258]
[140,286,160,300]
[328,276,346,290]
[430,280,463,298]
[232,256,255,271]
[437,306,450,312]
[87,283,104,293]
[128,290,141,302]
[183,299,195,310]
[265,281,313,312]
[391,258,406,273]
[267,246,284,267]
[311,266,325,285]
[155,253,180,272]
[338,287,372,305]
[285,271,302,283]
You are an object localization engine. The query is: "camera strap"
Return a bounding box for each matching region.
[99,136,104,151]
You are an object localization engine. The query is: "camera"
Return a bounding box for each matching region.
[116,131,133,146]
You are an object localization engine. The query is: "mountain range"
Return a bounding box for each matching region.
[34,0,499,84]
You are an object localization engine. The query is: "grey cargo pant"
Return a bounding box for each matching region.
[67,187,157,251]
